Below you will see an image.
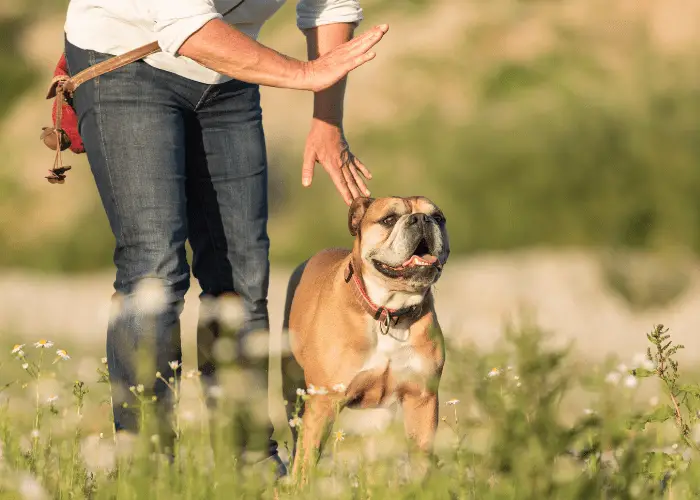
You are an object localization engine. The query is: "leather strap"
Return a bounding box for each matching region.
[46,41,161,99]
[42,41,162,183]
[42,0,251,183]
[344,261,423,334]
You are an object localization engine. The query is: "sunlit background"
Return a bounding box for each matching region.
[2,0,700,377]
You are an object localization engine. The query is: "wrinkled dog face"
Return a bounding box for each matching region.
[349,196,450,291]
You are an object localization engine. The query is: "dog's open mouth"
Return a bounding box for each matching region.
[373,238,440,276]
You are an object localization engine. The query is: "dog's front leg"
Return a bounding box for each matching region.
[401,391,438,453]
[292,395,338,482]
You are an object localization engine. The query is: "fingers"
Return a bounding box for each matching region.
[343,26,387,61]
[351,24,389,52]
[336,25,387,73]
[348,164,371,197]
[308,24,388,92]
[345,51,376,74]
[358,25,389,49]
[301,148,316,187]
[352,157,372,181]
[330,166,353,205]
[341,163,361,200]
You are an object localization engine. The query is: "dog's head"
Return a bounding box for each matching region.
[349,196,450,292]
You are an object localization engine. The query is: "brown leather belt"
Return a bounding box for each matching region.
[41,41,161,183]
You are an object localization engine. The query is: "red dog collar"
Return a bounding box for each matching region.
[344,261,423,334]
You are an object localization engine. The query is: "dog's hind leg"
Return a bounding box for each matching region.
[281,261,308,461]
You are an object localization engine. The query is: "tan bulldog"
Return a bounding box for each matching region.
[281,196,450,477]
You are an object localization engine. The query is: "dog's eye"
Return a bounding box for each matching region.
[432,213,445,225]
[380,215,398,226]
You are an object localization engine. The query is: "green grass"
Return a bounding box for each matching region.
[3,323,700,498]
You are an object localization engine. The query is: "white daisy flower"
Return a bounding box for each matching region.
[487,367,501,378]
[288,416,302,428]
[47,395,58,404]
[133,278,168,315]
[307,384,317,395]
[208,385,224,400]
[334,430,345,442]
[296,388,306,397]
[632,352,655,371]
[168,360,181,371]
[11,344,25,355]
[56,349,70,361]
[34,340,54,349]
[19,473,47,500]
[332,383,347,393]
[605,371,621,385]
[316,387,329,395]
[623,375,638,389]
[446,399,460,406]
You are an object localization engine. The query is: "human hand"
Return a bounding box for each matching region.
[301,119,372,205]
[300,24,389,92]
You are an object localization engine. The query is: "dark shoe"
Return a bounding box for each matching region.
[256,453,288,480]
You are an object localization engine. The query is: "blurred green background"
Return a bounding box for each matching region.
[1,0,700,274]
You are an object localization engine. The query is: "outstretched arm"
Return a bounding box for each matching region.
[300,22,378,205]
[179,18,387,91]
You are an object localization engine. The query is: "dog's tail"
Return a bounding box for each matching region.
[281,260,309,459]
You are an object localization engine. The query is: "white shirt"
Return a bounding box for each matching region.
[64,0,363,84]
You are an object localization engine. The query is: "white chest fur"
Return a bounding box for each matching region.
[360,321,426,380]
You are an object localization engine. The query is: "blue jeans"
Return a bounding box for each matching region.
[65,40,277,458]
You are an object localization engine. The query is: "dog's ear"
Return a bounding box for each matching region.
[348,197,375,236]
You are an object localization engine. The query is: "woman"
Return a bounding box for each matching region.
[62,0,387,472]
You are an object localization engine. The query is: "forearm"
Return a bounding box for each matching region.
[305,23,355,126]
[179,19,307,89]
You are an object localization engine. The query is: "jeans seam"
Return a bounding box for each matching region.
[194,84,215,112]
[191,176,228,295]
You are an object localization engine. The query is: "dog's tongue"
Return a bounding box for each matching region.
[402,254,439,267]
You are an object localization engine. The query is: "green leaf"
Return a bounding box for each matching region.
[627,405,675,430]
[631,367,656,378]
[678,384,700,398]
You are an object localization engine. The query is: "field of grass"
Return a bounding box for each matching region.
[3,322,700,498]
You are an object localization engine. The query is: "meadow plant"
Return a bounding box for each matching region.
[1,324,700,498]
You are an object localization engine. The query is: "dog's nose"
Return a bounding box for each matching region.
[407,213,426,226]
